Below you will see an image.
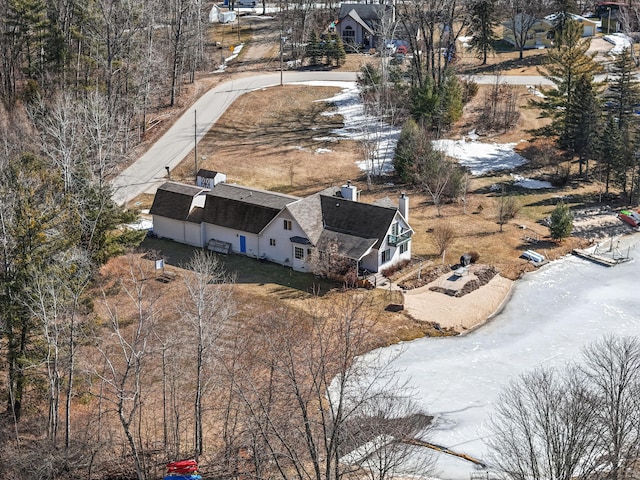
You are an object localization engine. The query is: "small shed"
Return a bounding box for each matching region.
[196,169,226,189]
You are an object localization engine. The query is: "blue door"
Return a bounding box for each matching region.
[240,235,246,253]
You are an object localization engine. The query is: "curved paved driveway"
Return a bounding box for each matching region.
[112,71,358,205]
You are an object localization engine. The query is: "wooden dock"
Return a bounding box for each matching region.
[572,248,631,267]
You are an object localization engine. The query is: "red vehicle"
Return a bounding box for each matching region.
[167,460,198,475]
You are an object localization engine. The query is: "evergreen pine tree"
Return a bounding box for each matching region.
[466,0,498,65]
[549,201,573,240]
[325,34,337,66]
[596,115,623,194]
[394,119,421,182]
[603,48,640,195]
[306,30,321,66]
[530,19,601,140]
[439,73,464,129]
[563,73,600,177]
[334,33,346,66]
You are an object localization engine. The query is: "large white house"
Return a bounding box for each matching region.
[149,180,413,273]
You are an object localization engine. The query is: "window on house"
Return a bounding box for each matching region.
[307,248,312,256]
[270,238,276,246]
[381,249,390,263]
[294,246,304,259]
[342,26,355,42]
[400,243,408,254]
[284,219,292,230]
[391,222,398,236]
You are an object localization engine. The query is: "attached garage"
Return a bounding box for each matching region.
[149,182,208,247]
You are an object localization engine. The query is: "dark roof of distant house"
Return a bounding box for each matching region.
[202,184,299,233]
[149,182,207,221]
[320,195,397,250]
[338,3,386,22]
[196,168,221,178]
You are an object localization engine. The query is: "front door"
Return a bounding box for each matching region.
[240,235,246,253]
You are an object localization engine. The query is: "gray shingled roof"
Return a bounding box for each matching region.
[320,195,397,250]
[149,182,207,221]
[338,3,385,22]
[203,184,299,234]
[317,230,377,261]
[286,195,325,245]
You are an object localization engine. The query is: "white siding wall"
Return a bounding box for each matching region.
[153,216,187,244]
[361,213,412,273]
[360,250,379,273]
[184,222,204,247]
[203,224,259,256]
[260,211,309,269]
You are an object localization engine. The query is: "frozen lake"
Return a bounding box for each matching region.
[369,233,640,480]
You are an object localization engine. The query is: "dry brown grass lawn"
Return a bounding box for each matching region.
[172,85,364,197]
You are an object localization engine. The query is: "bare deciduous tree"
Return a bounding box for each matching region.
[580,335,640,480]
[227,293,433,480]
[180,250,236,459]
[488,367,600,480]
[93,255,158,480]
[431,222,456,264]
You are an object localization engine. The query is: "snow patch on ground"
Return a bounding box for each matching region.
[526,85,545,97]
[432,133,528,175]
[126,218,153,231]
[213,43,244,73]
[294,81,399,174]
[315,148,332,154]
[604,33,632,55]
[458,35,472,48]
[512,174,553,189]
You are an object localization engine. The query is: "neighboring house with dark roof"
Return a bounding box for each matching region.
[338,3,392,50]
[149,182,209,246]
[150,180,412,273]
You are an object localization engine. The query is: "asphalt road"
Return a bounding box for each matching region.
[111,71,358,205]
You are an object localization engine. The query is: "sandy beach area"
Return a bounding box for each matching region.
[402,268,514,332]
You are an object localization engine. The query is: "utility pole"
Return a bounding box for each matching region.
[279,0,284,86]
[280,36,284,86]
[194,109,198,176]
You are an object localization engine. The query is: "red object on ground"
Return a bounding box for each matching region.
[619,214,638,228]
[167,460,198,474]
